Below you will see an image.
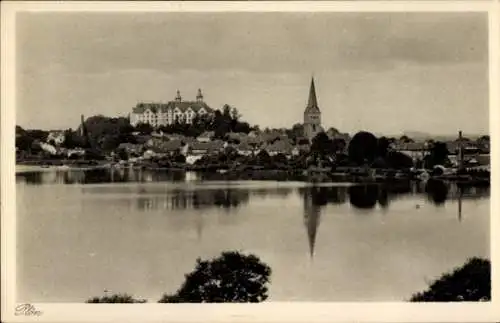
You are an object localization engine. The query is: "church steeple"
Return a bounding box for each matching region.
[303,76,322,140]
[307,77,319,110]
[175,90,182,102]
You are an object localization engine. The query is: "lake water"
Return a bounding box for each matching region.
[16,168,490,302]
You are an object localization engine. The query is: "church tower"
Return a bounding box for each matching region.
[303,77,322,141]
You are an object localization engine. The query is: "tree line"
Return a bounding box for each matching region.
[85,251,490,303]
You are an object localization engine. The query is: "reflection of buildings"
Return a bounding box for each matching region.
[135,188,251,211]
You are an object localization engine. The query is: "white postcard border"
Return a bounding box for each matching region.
[2,1,499,322]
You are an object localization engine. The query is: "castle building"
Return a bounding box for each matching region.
[303,77,323,141]
[130,89,214,127]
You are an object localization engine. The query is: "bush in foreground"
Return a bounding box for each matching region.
[410,257,490,302]
[159,251,272,303]
[86,293,147,303]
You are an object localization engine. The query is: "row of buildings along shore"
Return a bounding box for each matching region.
[124,77,489,167]
[21,77,490,169]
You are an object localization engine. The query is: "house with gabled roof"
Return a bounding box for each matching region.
[265,139,294,156]
[130,89,214,127]
[188,140,225,156]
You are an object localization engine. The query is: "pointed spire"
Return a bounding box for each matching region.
[196,88,203,102]
[307,76,318,109]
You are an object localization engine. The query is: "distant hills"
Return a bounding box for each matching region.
[398,131,484,141]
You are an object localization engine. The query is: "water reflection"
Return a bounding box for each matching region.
[302,187,327,259]
[16,168,188,185]
[17,170,490,208]
[349,185,379,209]
[425,179,449,206]
[135,189,252,212]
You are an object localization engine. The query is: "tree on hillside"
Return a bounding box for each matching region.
[424,141,450,168]
[410,257,490,302]
[135,122,154,135]
[158,251,272,303]
[286,123,305,144]
[332,138,347,154]
[15,128,50,153]
[62,129,85,149]
[77,115,136,150]
[385,151,414,169]
[400,135,414,143]
[310,132,333,157]
[377,136,391,158]
[16,133,34,152]
[348,131,379,165]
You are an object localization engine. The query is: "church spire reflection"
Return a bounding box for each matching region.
[303,187,323,260]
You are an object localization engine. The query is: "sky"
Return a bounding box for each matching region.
[16,11,489,136]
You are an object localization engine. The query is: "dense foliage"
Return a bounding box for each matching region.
[158,251,272,303]
[348,131,379,165]
[86,293,147,303]
[410,257,490,302]
[424,141,450,168]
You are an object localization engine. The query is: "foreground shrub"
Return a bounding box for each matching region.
[410,257,490,302]
[86,293,147,303]
[159,251,272,303]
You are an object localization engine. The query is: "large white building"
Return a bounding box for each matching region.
[130,89,214,127]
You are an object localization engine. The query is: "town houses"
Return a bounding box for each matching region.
[16,77,490,174]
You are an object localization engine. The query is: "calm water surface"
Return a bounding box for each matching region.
[16,168,490,302]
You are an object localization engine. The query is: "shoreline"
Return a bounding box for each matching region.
[15,161,490,187]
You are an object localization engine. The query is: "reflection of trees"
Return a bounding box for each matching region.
[348,185,379,209]
[378,187,389,208]
[377,181,412,208]
[298,186,348,205]
[82,169,115,183]
[18,172,43,184]
[425,179,449,206]
[213,189,249,209]
[253,188,293,199]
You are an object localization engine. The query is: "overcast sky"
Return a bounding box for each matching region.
[16,12,488,136]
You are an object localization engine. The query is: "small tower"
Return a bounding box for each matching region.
[303,77,322,141]
[175,90,182,102]
[196,88,204,102]
[80,114,85,137]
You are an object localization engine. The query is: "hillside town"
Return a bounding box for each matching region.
[15,78,490,183]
